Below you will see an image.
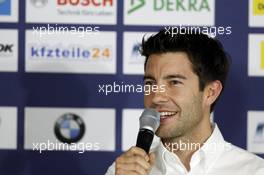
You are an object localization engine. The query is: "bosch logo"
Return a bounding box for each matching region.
[57,0,113,6]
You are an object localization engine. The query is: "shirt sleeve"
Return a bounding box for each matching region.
[105,162,115,175]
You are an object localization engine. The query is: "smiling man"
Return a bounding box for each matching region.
[105,29,264,175]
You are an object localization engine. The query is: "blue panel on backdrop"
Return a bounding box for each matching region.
[0,0,11,15]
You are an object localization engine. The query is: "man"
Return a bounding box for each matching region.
[105,29,264,175]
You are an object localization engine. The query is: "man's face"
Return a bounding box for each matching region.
[144,52,206,140]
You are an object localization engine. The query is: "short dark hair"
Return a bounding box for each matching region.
[141,29,230,112]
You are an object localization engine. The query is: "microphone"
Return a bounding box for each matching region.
[136,108,160,153]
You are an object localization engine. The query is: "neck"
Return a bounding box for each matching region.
[162,115,213,171]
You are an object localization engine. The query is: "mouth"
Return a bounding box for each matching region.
[159,111,178,124]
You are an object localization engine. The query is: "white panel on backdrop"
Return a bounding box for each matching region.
[123,32,154,75]
[124,0,215,26]
[247,111,264,154]
[0,107,17,149]
[0,29,18,72]
[25,30,116,74]
[24,107,116,151]
[249,0,264,27]
[248,34,264,76]
[0,0,18,22]
[26,0,117,24]
[122,109,159,151]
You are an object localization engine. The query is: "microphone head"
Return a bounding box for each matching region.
[139,108,160,132]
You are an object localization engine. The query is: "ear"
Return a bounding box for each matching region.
[203,80,223,107]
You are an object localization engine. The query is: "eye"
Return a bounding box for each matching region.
[170,80,182,86]
[144,80,155,85]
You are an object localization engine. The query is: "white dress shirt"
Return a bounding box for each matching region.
[105,123,264,175]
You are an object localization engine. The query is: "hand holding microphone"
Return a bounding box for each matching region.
[115,109,160,175]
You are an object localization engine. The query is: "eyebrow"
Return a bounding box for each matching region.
[143,74,187,81]
[143,75,155,81]
[164,74,187,80]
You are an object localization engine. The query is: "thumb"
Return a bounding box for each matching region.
[149,152,156,166]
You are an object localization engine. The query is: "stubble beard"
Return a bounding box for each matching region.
[156,94,204,142]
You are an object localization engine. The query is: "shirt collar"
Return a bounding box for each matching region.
[198,123,228,171]
[151,123,228,173]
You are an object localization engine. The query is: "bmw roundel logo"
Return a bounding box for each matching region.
[54,113,85,144]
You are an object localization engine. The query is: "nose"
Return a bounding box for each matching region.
[151,87,169,106]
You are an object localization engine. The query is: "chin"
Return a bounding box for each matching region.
[156,127,184,140]
[156,129,172,138]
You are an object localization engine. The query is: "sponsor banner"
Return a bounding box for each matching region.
[123,32,154,75]
[248,34,264,76]
[26,0,117,24]
[0,107,17,149]
[247,111,264,154]
[25,30,116,74]
[249,0,264,27]
[24,107,116,151]
[124,0,215,26]
[122,109,159,151]
[0,29,18,72]
[0,0,18,22]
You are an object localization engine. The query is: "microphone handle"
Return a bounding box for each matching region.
[136,128,154,153]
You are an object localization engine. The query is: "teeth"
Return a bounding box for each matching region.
[160,111,176,117]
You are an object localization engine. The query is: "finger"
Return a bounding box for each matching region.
[126,171,138,175]
[116,168,138,175]
[116,168,139,175]
[117,163,148,175]
[149,152,156,166]
[125,146,148,158]
[116,155,151,170]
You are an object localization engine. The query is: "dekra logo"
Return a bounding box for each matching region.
[128,0,211,14]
